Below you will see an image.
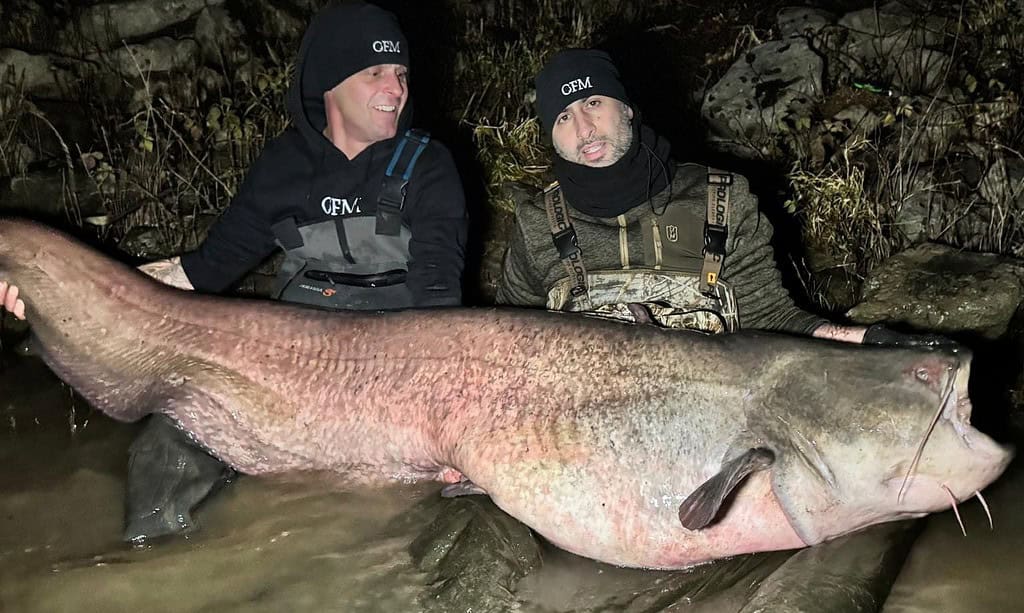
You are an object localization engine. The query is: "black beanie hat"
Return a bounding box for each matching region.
[534,49,630,137]
[299,2,409,107]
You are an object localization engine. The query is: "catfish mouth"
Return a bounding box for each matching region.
[939,354,978,444]
[770,350,1014,546]
[899,366,1013,537]
[903,355,1011,484]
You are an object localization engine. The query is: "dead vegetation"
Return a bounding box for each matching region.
[2,0,1023,310]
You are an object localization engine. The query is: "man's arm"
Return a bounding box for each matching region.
[404,143,469,307]
[823,322,957,347]
[495,205,548,307]
[721,173,827,334]
[811,322,867,343]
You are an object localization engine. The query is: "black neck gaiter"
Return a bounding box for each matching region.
[553,123,675,218]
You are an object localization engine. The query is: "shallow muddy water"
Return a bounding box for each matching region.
[2,354,1022,612]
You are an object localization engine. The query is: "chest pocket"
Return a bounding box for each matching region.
[641,203,704,273]
[546,270,738,333]
[272,216,413,311]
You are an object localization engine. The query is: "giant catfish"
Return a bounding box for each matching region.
[0,218,1013,569]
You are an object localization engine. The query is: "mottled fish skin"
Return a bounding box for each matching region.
[0,218,1013,569]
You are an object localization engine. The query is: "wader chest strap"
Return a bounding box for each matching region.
[270,217,355,264]
[544,183,590,306]
[701,169,732,295]
[334,218,356,264]
[377,129,431,236]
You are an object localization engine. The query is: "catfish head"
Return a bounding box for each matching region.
[749,342,1012,546]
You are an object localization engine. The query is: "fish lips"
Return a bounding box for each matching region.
[765,352,1014,546]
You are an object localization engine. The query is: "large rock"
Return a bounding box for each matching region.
[838,2,947,55]
[0,143,36,177]
[971,97,1020,140]
[892,48,951,93]
[66,0,225,51]
[0,49,76,99]
[777,7,835,39]
[892,96,965,163]
[702,39,823,159]
[90,37,199,79]
[833,2,952,93]
[403,496,542,613]
[831,104,883,142]
[893,181,954,245]
[979,156,1024,211]
[739,522,920,613]
[248,3,306,40]
[848,243,1024,339]
[194,6,248,68]
[0,167,103,220]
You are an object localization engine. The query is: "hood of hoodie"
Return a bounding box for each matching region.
[286,3,414,168]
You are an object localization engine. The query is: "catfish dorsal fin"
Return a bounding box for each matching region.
[678,448,775,530]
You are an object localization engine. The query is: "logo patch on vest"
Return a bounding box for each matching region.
[373,40,401,53]
[561,76,592,96]
[321,196,362,216]
[298,283,339,298]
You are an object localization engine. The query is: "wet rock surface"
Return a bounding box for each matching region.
[848,243,1024,340]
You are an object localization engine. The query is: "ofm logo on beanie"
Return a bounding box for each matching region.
[561,77,593,95]
[372,40,402,53]
[535,49,629,135]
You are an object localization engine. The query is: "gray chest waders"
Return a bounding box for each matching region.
[270,130,431,311]
[544,168,736,331]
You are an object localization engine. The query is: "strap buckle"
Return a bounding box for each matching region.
[703,223,727,256]
[552,227,581,260]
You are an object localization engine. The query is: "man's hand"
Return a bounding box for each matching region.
[861,323,958,348]
[138,257,195,291]
[812,323,868,344]
[812,322,957,348]
[0,281,26,320]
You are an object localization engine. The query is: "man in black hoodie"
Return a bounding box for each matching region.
[122,2,468,543]
[497,49,944,346]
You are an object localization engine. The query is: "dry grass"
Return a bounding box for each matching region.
[77,49,293,253]
[786,139,886,279]
[4,0,1023,287]
[783,0,1024,308]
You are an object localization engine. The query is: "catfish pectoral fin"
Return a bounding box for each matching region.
[441,479,488,498]
[678,448,775,530]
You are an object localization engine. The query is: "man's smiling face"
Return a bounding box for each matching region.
[551,95,633,167]
[327,63,408,154]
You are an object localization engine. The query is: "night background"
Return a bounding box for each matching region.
[3,1,1024,611]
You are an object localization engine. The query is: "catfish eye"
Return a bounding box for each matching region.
[915,368,929,382]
